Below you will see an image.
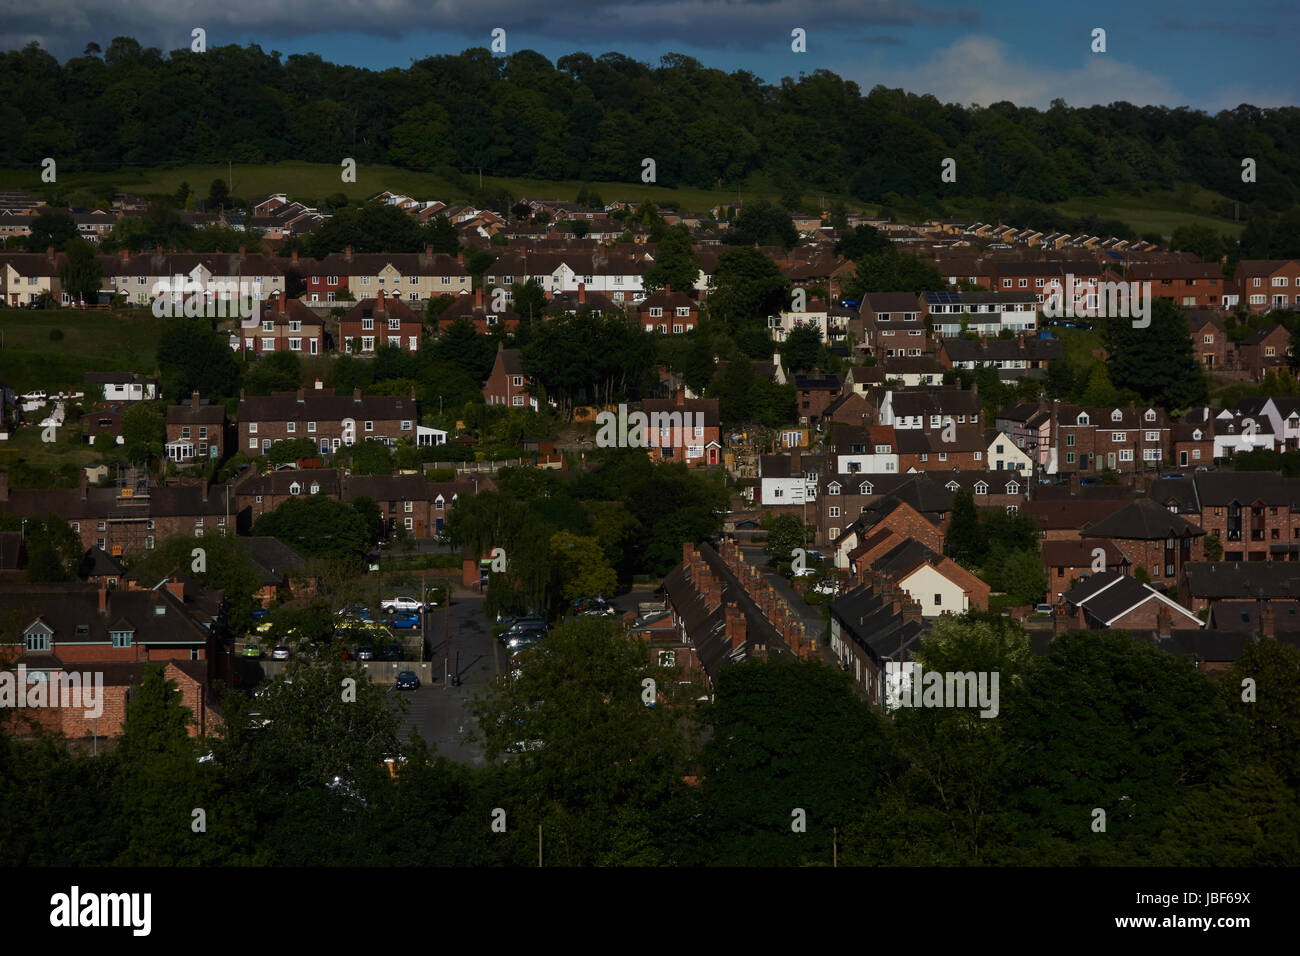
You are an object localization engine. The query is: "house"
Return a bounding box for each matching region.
[237,296,326,357]
[84,372,157,403]
[231,467,343,527]
[340,473,476,538]
[874,355,947,386]
[1054,403,1171,475]
[238,386,419,456]
[303,246,471,304]
[234,536,313,605]
[995,402,1054,471]
[0,472,238,556]
[832,424,899,476]
[937,335,1064,378]
[1188,471,1300,562]
[828,576,927,705]
[1237,325,1292,379]
[1187,313,1230,370]
[438,286,521,334]
[165,391,227,464]
[639,392,722,466]
[0,248,63,306]
[831,494,945,567]
[859,292,925,358]
[339,292,424,354]
[1232,259,1300,312]
[865,538,991,616]
[482,344,535,410]
[637,288,699,334]
[1128,262,1223,309]
[1063,569,1203,632]
[662,541,806,687]
[1079,497,1206,587]
[894,428,988,473]
[1179,407,1277,460]
[792,371,843,424]
[80,406,125,446]
[985,428,1034,475]
[771,298,830,343]
[922,289,1040,336]
[1041,539,1132,603]
[1234,397,1300,452]
[757,451,823,513]
[989,260,1104,309]
[1180,561,1300,613]
[879,387,982,435]
[822,391,874,428]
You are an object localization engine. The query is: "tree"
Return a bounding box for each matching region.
[469,617,696,865]
[265,437,319,466]
[708,246,788,325]
[1223,638,1300,788]
[92,431,118,457]
[348,441,393,476]
[945,489,983,564]
[207,178,230,210]
[423,215,459,255]
[1169,223,1226,263]
[24,210,77,252]
[1101,298,1207,411]
[58,237,102,302]
[1154,764,1300,867]
[243,351,300,395]
[1001,548,1049,605]
[120,402,165,464]
[763,513,807,562]
[834,225,891,261]
[643,225,699,293]
[130,532,264,634]
[723,199,798,250]
[702,659,888,865]
[157,323,241,402]
[252,496,372,560]
[549,530,617,602]
[781,324,822,373]
[21,514,86,582]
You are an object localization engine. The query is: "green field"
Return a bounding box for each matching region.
[0,308,170,393]
[0,162,876,219]
[1053,184,1245,241]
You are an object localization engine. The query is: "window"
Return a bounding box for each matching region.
[404,517,414,530]
[1066,434,1075,446]
[249,437,258,450]
[362,317,374,331]
[938,452,947,462]
[287,421,296,433]
[289,482,301,496]
[111,630,133,648]
[512,375,523,387]
[1143,448,1160,461]
[248,422,258,434]
[1145,431,1159,442]
[513,396,525,406]
[365,421,374,432]
[1066,452,1076,464]
[828,506,841,518]
[308,421,316,433]
[1112,432,1125,442]
[25,630,50,652]
[1119,449,1133,462]
[401,420,412,431]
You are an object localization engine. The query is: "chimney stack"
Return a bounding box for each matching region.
[1156,605,1172,639]
[726,604,747,652]
[165,575,184,601]
[424,245,432,259]
[457,252,464,264]
[345,245,353,261]
[1261,603,1275,639]
[578,282,586,304]
[353,387,362,403]
[291,249,299,264]
[120,247,129,261]
[192,389,201,411]
[98,583,109,615]
[238,244,246,257]
[296,387,305,403]
[474,286,483,310]
[79,470,88,501]
[47,245,55,263]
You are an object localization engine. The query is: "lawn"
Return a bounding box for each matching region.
[0,402,99,472]
[0,307,170,393]
[0,162,879,219]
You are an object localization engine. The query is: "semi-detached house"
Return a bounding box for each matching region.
[238,386,419,457]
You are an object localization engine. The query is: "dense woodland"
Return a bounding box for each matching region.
[3,40,1300,212]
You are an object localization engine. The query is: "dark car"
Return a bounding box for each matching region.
[356,646,374,661]
[381,643,404,661]
[501,617,546,643]
[395,670,420,691]
[506,627,546,652]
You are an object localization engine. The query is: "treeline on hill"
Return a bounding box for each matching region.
[4,40,1300,211]
[2,615,1297,866]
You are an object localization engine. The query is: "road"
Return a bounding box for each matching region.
[393,584,660,765]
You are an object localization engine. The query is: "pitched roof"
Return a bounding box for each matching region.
[1083,497,1206,540]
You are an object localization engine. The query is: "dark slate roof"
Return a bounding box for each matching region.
[1208,600,1300,634]
[829,584,927,662]
[235,468,341,498]
[0,580,217,647]
[1183,562,1300,600]
[1148,477,1200,514]
[239,389,416,423]
[1064,571,1201,628]
[1083,497,1205,540]
[1192,471,1300,508]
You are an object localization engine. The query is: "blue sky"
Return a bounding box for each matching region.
[6,0,1296,111]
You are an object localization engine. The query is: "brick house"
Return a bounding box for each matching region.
[231,467,344,528]
[0,472,239,556]
[640,392,722,466]
[1232,259,1300,312]
[792,371,843,424]
[165,391,227,464]
[238,386,419,457]
[1082,498,1206,587]
[864,538,991,616]
[1041,538,1132,602]
[80,406,125,446]
[339,292,424,354]
[1187,313,1230,370]
[1190,472,1300,562]
[1063,570,1203,632]
[828,576,927,705]
[303,246,470,305]
[859,292,925,358]
[439,286,521,334]
[1054,403,1171,475]
[831,496,944,566]
[1128,262,1224,309]
[637,287,699,334]
[340,473,476,538]
[236,296,325,356]
[1238,325,1292,379]
[482,344,534,409]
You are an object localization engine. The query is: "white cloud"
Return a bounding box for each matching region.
[845,34,1187,108]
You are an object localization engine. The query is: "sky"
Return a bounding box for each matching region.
[3,0,1297,112]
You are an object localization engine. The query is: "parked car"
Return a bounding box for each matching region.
[395,670,420,691]
[1034,603,1054,616]
[272,645,291,661]
[501,617,546,643]
[506,628,546,652]
[381,643,404,662]
[389,611,421,629]
[792,566,818,579]
[356,646,374,661]
[335,603,373,621]
[243,643,261,659]
[381,596,425,614]
[813,580,840,596]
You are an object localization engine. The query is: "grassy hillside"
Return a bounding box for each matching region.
[0,162,877,220]
[0,307,169,393]
[1053,184,1245,241]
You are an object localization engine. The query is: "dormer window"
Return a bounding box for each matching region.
[310,482,320,494]
[860,482,873,495]
[828,482,842,495]
[289,482,301,495]
[1111,409,1122,422]
[1145,410,1156,422]
[1077,413,1090,425]
[111,629,134,648]
[974,482,989,495]
[946,481,960,491]
[1007,482,1020,494]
